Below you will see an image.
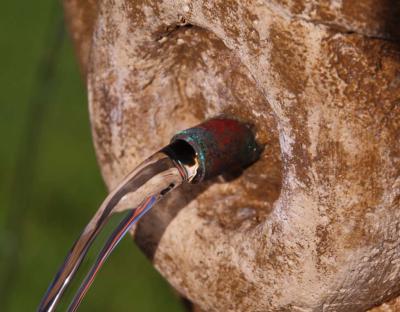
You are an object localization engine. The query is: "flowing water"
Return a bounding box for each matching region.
[38,141,199,312]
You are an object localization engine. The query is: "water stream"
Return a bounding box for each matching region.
[38,141,198,312]
[37,118,260,312]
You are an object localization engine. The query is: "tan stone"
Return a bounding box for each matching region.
[64,1,400,311]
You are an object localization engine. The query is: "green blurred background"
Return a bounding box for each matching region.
[0,1,184,311]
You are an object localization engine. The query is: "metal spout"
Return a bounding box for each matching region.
[165,118,261,183]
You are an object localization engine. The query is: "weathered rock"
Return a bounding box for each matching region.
[370,297,400,312]
[64,1,400,311]
[63,0,98,74]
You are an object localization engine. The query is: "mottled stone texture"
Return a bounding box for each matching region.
[63,0,98,74]
[64,1,400,311]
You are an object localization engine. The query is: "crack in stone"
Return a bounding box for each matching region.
[262,1,399,43]
[298,18,400,43]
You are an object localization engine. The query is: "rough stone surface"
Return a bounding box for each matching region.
[64,1,400,311]
[63,0,98,74]
[370,297,400,312]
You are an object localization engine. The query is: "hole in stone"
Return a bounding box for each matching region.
[128,24,282,255]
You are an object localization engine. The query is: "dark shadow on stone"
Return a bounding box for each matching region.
[383,0,400,43]
[134,181,211,261]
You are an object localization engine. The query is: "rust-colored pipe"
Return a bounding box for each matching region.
[165,118,261,183]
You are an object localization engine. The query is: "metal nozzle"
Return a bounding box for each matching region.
[165,118,261,184]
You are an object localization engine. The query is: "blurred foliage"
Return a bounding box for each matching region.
[0,1,184,311]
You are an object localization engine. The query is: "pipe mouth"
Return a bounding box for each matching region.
[168,118,261,183]
[162,139,199,183]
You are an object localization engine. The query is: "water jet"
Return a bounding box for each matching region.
[38,118,260,312]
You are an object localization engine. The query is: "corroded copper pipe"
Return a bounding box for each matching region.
[168,118,261,183]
